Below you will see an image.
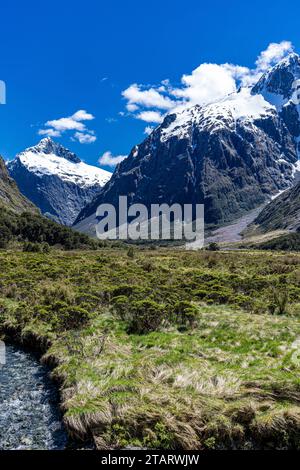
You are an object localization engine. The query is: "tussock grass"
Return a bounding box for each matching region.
[0,249,300,449]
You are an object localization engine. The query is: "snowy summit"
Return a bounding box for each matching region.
[9,137,111,189]
[7,138,112,225]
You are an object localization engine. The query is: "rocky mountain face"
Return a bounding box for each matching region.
[7,138,112,226]
[252,182,300,233]
[75,54,300,233]
[252,52,300,152]
[0,155,36,213]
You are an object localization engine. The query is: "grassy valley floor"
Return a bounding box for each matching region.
[0,248,300,449]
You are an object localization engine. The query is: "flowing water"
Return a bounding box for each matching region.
[0,343,67,450]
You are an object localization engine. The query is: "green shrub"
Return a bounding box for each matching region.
[23,242,42,252]
[59,306,90,330]
[141,260,154,272]
[127,247,135,258]
[0,224,12,248]
[126,299,166,334]
[112,295,130,320]
[13,303,32,327]
[207,242,220,252]
[173,300,199,330]
[143,422,175,449]
[41,283,75,305]
[111,284,149,300]
[42,242,51,253]
[271,288,289,315]
[193,289,207,300]
[111,285,136,298]
[0,207,97,250]
[257,232,300,251]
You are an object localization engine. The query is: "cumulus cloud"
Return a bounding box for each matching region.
[255,41,293,71]
[38,109,96,143]
[122,83,175,110]
[71,109,94,121]
[73,131,97,144]
[171,63,237,105]
[38,128,61,138]
[121,41,294,124]
[45,117,85,132]
[98,151,127,167]
[126,103,139,112]
[136,110,163,123]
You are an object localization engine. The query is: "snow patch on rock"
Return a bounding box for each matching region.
[9,138,111,188]
[160,88,275,142]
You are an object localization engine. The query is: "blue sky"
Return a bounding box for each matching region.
[1,0,300,171]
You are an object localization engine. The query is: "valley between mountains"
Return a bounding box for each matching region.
[1,53,300,451]
[4,53,300,241]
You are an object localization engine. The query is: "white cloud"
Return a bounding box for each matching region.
[38,128,61,138]
[72,109,95,121]
[122,83,175,110]
[98,151,127,167]
[73,132,97,144]
[171,63,237,105]
[136,110,163,123]
[45,117,85,132]
[39,109,96,143]
[126,103,139,112]
[222,63,252,85]
[45,109,95,132]
[255,41,293,71]
[121,41,295,126]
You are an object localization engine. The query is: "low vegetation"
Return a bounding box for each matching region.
[255,232,300,251]
[0,248,300,449]
[0,207,106,250]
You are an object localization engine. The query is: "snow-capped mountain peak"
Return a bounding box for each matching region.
[74,52,300,233]
[7,139,112,225]
[160,88,275,142]
[155,53,300,145]
[252,52,300,107]
[32,137,81,163]
[9,138,111,189]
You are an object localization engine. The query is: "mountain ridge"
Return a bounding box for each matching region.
[251,181,300,233]
[7,138,112,226]
[0,155,37,214]
[74,55,300,233]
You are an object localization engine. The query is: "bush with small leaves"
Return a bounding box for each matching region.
[58,306,90,330]
[111,285,136,298]
[13,303,32,328]
[127,299,166,334]
[207,242,220,252]
[42,242,51,253]
[111,284,149,300]
[112,295,130,320]
[41,283,75,306]
[173,300,199,330]
[127,247,135,258]
[0,224,12,249]
[141,260,154,272]
[23,242,42,252]
[271,288,289,315]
